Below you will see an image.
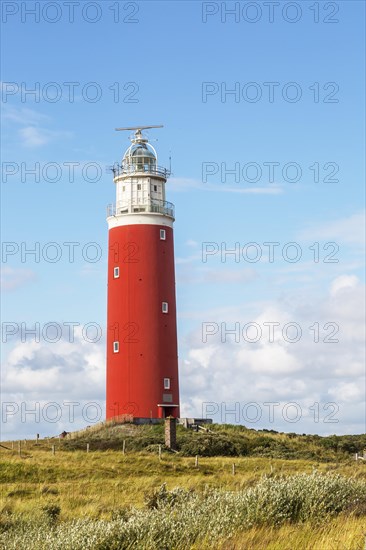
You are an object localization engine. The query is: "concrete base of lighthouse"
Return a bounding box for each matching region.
[105,417,213,427]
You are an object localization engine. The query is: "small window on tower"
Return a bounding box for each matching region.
[154,185,158,192]
[164,378,171,390]
[162,302,168,314]
[113,341,119,353]
[122,186,125,192]
[160,229,166,240]
[114,267,119,278]
[137,184,141,190]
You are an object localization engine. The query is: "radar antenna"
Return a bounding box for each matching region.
[115,125,163,144]
[115,125,163,131]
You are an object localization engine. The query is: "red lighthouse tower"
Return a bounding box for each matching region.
[106,125,180,421]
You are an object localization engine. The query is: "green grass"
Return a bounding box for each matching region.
[60,422,366,461]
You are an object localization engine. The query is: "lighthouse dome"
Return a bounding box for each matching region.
[122,140,157,172]
[126,143,156,160]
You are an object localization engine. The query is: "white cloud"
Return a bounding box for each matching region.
[299,211,365,245]
[170,177,283,195]
[185,239,199,248]
[176,253,202,265]
[2,104,72,148]
[2,105,50,125]
[19,126,71,148]
[189,346,218,370]
[3,334,105,397]
[330,274,359,296]
[1,266,36,291]
[176,265,259,285]
[328,382,363,403]
[203,267,258,284]
[1,329,105,439]
[179,275,365,434]
[19,127,50,148]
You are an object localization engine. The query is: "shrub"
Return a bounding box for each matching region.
[41,504,61,524]
[178,434,245,457]
[1,473,365,549]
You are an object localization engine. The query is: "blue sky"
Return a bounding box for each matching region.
[1,1,365,439]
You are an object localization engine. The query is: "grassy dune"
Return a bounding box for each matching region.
[0,424,365,548]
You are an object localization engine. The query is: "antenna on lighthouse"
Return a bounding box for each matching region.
[115,125,163,131]
[115,124,163,141]
[115,125,163,144]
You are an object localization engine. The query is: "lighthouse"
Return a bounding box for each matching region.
[106,125,180,421]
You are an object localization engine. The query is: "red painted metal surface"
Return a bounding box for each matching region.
[106,223,180,420]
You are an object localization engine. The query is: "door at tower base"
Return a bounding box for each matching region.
[106,223,180,420]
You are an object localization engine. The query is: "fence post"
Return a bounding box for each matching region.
[158,444,162,461]
[52,445,55,455]
[232,463,236,475]
[122,440,126,455]
[36,434,39,446]
[18,441,21,457]
[195,455,199,468]
[86,443,90,453]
